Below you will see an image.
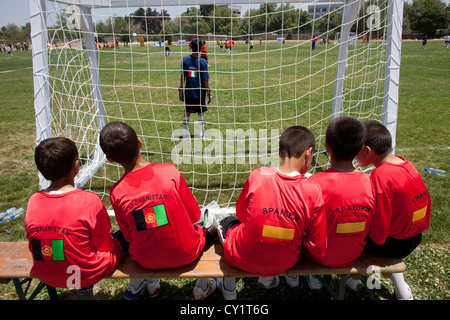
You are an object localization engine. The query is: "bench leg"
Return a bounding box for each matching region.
[337,275,347,300]
[12,278,55,300]
[316,275,347,300]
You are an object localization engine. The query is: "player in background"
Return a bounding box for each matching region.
[179,38,211,139]
[201,40,209,66]
[165,39,170,56]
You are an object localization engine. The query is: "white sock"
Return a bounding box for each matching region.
[196,278,208,291]
[129,278,144,289]
[391,273,413,300]
[146,278,159,284]
[223,278,236,292]
[198,115,205,136]
[183,117,190,135]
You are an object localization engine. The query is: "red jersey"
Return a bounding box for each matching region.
[25,189,122,288]
[201,44,207,58]
[369,157,431,243]
[110,163,205,270]
[223,167,326,277]
[309,169,375,267]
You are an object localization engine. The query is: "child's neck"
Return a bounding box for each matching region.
[44,178,76,193]
[279,157,306,175]
[123,154,150,174]
[379,153,404,166]
[330,159,357,172]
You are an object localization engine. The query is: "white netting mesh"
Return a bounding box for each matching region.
[32,0,394,209]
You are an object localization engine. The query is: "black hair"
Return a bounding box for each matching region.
[363,120,392,156]
[99,121,140,164]
[325,116,366,161]
[279,126,316,158]
[35,137,78,181]
[190,38,200,52]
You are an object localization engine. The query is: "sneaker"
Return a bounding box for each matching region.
[304,275,323,291]
[203,209,217,238]
[284,275,299,288]
[192,278,217,300]
[257,276,280,289]
[217,278,237,300]
[124,279,147,300]
[147,279,161,298]
[81,284,94,291]
[346,276,364,292]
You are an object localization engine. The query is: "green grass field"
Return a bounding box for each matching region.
[0,39,448,300]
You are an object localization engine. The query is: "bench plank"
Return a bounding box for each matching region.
[0,242,405,280]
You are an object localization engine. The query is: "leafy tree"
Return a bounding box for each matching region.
[406,0,449,37]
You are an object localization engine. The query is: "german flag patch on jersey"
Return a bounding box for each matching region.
[133,204,168,231]
[261,219,295,244]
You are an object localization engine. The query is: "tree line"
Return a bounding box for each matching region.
[1,0,448,44]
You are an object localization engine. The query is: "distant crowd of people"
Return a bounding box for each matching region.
[0,42,29,57]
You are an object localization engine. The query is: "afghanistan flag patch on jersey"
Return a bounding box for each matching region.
[188,70,198,78]
[133,204,168,231]
[31,238,65,261]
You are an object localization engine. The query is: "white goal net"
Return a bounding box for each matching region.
[30,0,404,211]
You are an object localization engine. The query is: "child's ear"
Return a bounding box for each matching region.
[324,142,331,157]
[137,138,143,149]
[306,146,313,159]
[278,149,283,159]
[73,159,80,175]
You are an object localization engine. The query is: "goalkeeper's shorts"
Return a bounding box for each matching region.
[185,97,208,114]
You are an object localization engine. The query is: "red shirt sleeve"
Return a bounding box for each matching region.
[110,191,133,243]
[236,178,250,222]
[369,191,391,244]
[302,190,327,262]
[175,169,201,224]
[90,204,116,252]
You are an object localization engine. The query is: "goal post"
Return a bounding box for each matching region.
[29,0,404,209]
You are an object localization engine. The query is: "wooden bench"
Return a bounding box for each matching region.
[0,241,406,300]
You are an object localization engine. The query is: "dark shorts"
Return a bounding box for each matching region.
[364,233,422,259]
[219,216,240,239]
[185,96,208,114]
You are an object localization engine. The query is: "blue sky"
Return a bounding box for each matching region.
[2,0,450,28]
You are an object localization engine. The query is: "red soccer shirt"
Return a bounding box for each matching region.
[223,167,326,277]
[201,44,207,58]
[25,189,122,288]
[309,169,375,267]
[109,163,205,270]
[369,157,431,243]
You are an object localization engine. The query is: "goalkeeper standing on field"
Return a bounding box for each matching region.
[179,38,211,139]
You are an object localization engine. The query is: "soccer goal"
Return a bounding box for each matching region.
[30,0,404,211]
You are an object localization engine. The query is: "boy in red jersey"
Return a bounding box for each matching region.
[216,126,326,300]
[25,137,126,289]
[356,120,431,300]
[200,40,208,65]
[100,121,216,300]
[307,116,375,291]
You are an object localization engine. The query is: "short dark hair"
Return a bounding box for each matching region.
[35,137,78,181]
[99,122,140,164]
[279,126,316,158]
[190,38,200,52]
[325,116,366,161]
[363,120,392,156]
